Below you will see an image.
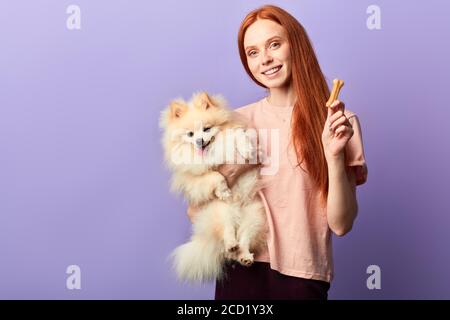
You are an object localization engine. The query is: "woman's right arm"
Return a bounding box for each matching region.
[218,162,261,187]
[186,162,260,223]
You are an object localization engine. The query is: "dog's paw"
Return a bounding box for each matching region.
[236,133,257,161]
[241,141,256,161]
[238,252,254,267]
[232,192,242,203]
[215,187,231,201]
[215,182,232,201]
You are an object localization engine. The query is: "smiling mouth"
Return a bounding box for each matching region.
[197,136,215,151]
[201,140,211,150]
[262,65,282,75]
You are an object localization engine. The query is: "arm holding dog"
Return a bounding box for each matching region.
[174,171,232,207]
[186,119,262,222]
[186,162,262,222]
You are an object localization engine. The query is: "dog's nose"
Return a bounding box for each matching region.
[195,138,204,147]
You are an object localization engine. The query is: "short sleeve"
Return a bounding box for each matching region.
[232,106,255,128]
[345,114,368,186]
[218,107,262,166]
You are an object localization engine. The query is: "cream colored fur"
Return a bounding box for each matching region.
[160,92,267,282]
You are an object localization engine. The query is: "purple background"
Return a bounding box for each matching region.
[0,0,449,299]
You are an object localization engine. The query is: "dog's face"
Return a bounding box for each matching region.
[160,92,231,164]
[177,106,221,156]
[181,120,218,155]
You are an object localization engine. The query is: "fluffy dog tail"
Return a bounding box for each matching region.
[171,236,224,283]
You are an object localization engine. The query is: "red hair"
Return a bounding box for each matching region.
[238,5,343,207]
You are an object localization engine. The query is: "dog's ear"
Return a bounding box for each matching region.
[169,101,188,119]
[195,92,216,111]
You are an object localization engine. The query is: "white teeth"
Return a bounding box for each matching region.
[263,66,281,75]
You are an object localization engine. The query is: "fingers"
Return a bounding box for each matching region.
[330,99,345,110]
[328,104,344,122]
[327,101,352,137]
[226,162,261,188]
[327,99,345,118]
[217,163,238,177]
[329,113,348,132]
[332,119,354,138]
[218,164,241,187]
[334,124,353,138]
[327,100,345,124]
[324,78,353,138]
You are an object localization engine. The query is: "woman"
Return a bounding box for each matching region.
[189,4,368,300]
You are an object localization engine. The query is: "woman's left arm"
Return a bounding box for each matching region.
[322,100,358,236]
[326,153,357,236]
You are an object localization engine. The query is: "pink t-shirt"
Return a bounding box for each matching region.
[234,97,368,283]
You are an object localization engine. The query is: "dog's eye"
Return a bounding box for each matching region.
[203,127,211,132]
[186,131,194,137]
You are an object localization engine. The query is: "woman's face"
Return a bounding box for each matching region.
[243,19,292,89]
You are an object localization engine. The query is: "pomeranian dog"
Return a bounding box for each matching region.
[159,92,267,282]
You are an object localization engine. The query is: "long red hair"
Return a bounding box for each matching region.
[238,5,340,207]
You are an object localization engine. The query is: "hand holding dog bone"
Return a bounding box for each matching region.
[321,79,354,159]
[326,79,344,107]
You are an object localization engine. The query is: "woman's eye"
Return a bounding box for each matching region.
[187,131,194,137]
[248,50,257,57]
[270,42,280,49]
[203,127,211,132]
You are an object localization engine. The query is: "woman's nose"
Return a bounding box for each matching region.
[261,49,273,65]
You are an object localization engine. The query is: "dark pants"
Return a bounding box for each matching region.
[215,261,330,300]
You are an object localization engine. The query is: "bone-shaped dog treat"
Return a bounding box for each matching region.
[326,79,344,107]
